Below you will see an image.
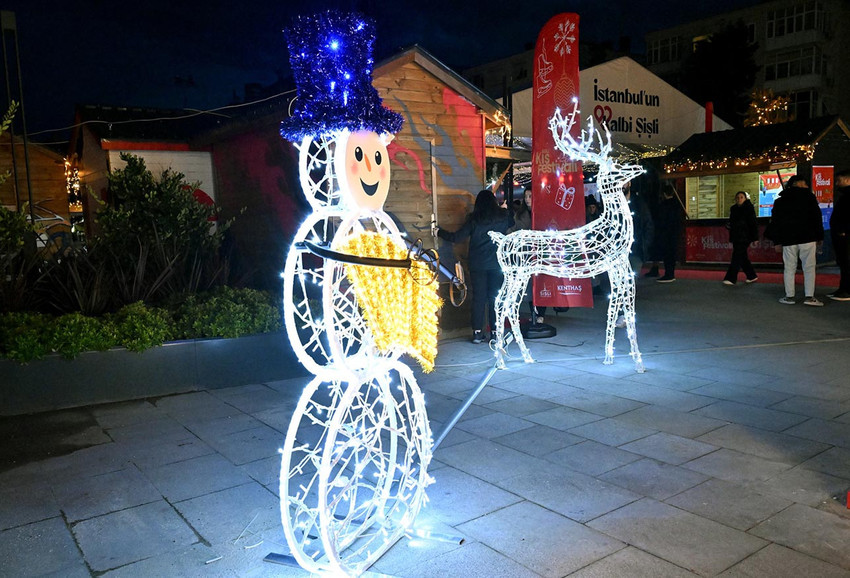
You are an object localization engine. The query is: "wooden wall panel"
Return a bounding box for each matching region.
[378,60,486,259]
[0,142,69,226]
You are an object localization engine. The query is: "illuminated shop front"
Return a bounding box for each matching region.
[663,116,850,264]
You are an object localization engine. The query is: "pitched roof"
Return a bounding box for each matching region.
[374,45,508,125]
[664,116,850,176]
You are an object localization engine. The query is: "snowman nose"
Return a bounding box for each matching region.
[364,156,372,171]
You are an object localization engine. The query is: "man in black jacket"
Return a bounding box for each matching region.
[829,170,850,301]
[767,175,824,306]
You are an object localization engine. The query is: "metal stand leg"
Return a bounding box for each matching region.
[263,553,302,568]
[432,365,498,451]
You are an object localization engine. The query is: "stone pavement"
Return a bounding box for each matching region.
[2,274,850,577]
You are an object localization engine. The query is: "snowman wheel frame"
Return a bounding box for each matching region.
[279,360,432,576]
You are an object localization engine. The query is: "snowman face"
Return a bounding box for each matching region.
[340,130,392,211]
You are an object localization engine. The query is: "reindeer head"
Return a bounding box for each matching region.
[548,99,643,188]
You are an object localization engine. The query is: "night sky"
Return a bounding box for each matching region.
[3,0,764,145]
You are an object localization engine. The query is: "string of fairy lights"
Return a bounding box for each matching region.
[664,142,816,174]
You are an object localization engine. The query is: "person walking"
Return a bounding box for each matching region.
[723,191,759,285]
[436,189,514,342]
[765,175,824,306]
[510,187,547,324]
[655,184,684,283]
[829,170,850,301]
[511,187,533,232]
[626,182,654,274]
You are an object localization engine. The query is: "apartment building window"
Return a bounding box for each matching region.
[648,36,680,64]
[766,1,824,38]
[691,35,710,52]
[789,89,817,120]
[764,46,823,80]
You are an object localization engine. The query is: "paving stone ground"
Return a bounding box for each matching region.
[2,275,850,576]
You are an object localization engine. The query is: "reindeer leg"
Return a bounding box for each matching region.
[620,260,645,373]
[493,272,532,368]
[603,261,626,366]
[507,273,534,364]
[493,273,513,369]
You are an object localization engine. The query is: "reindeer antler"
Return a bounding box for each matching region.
[548,99,613,167]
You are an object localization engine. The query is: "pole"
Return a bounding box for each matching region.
[10,11,33,223]
[432,365,498,450]
[430,138,438,247]
[0,12,20,212]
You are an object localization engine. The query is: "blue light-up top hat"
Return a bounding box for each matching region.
[280,11,404,141]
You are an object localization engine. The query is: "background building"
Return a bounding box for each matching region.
[645,0,850,122]
[462,41,631,102]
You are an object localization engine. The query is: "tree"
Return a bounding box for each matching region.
[94,153,233,301]
[744,88,791,126]
[680,21,759,128]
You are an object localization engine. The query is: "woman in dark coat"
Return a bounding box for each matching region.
[436,189,514,343]
[723,191,759,284]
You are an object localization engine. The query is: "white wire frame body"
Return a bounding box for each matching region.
[282,208,406,375]
[279,359,432,575]
[298,134,345,211]
[490,104,645,373]
[280,132,434,576]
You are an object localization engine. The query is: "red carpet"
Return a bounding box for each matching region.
[646,267,840,288]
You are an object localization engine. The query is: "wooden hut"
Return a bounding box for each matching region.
[68,105,223,239]
[372,46,514,333]
[0,137,70,247]
[373,46,514,240]
[663,116,850,264]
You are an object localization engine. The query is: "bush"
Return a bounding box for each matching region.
[37,247,115,316]
[0,311,53,362]
[94,154,232,300]
[0,288,281,362]
[106,301,176,352]
[0,206,42,313]
[0,204,34,255]
[49,312,115,359]
[175,287,281,339]
[0,154,239,318]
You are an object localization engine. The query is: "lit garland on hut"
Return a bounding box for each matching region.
[664,142,816,174]
[660,115,839,176]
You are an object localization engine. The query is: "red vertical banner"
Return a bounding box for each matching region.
[812,166,834,204]
[532,13,593,308]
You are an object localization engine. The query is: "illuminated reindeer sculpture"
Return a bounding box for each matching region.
[489,101,645,373]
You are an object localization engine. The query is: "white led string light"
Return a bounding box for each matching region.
[279,127,434,576]
[276,13,438,575]
[280,359,432,575]
[490,100,645,373]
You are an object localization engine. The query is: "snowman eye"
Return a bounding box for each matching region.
[354,147,363,162]
[374,151,382,165]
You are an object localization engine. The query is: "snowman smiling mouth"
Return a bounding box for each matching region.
[360,180,379,196]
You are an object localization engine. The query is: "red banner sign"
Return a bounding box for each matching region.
[532,13,593,308]
[685,223,782,264]
[812,165,834,204]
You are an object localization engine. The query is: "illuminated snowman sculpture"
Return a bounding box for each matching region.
[278,12,437,576]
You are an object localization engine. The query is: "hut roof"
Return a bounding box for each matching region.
[664,116,850,176]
